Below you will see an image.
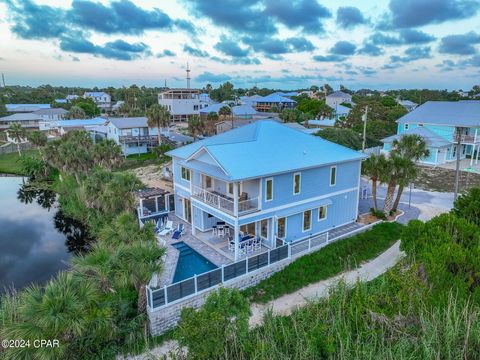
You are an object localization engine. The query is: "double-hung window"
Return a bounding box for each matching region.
[293,172,301,195]
[181,167,191,181]
[318,206,327,221]
[303,210,312,232]
[265,178,273,201]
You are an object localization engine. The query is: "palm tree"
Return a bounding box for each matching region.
[390,134,429,210]
[146,104,171,146]
[219,105,232,123]
[206,111,219,135]
[8,123,26,155]
[93,139,122,170]
[66,105,86,119]
[361,154,388,211]
[188,114,204,140]
[383,155,412,215]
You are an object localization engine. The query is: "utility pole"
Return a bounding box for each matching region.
[1,73,5,87]
[453,127,462,200]
[362,106,368,152]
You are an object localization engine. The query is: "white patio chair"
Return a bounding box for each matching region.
[158,220,173,236]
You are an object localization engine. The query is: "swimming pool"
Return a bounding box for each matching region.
[172,242,218,283]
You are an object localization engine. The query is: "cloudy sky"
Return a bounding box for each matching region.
[1,0,480,90]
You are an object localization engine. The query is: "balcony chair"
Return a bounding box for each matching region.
[158,220,174,236]
[172,223,185,240]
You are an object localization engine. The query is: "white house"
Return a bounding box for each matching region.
[34,108,68,121]
[158,89,201,122]
[106,117,159,155]
[325,91,354,109]
[83,91,112,111]
[0,113,43,130]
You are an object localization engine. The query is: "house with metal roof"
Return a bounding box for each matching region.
[106,117,159,156]
[41,117,107,135]
[325,91,354,109]
[83,91,111,111]
[6,104,51,113]
[33,108,68,121]
[0,112,43,129]
[167,120,365,260]
[255,93,296,112]
[381,101,480,166]
[232,104,256,119]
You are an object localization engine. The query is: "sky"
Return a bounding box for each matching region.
[0,0,480,90]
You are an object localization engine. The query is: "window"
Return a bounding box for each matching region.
[318,206,327,221]
[227,182,242,197]
[240,222,255,235]
[293,172,301,195]
[277,217,286,239]
[404,124,409,130]
[260,219,268,239]
[205,176,212,190]
[181,167,190,181]
[418,123,424,127]
[265,178,273,201]
[194,105,199,110]
[303,210,312,232]
[330,166,336,186]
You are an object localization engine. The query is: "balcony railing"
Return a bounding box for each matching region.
[455,134,480,143]
[119,135,159,144]
[191,185,259,215]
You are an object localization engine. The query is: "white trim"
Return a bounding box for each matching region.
[318,205,327,221]
[302,209,312,232]
[185,146,230,176]
[329,166,337,187]
[240,186,357,220]
[181,166,191,182]
[293,172,301,195]
[174,183,191,194]
[190,197,236,221]
[265,177,274,202]
[258,178,263,210]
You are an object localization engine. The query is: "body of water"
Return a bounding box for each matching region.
[0,176,91,293]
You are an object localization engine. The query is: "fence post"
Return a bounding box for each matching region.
[308,236,311,252]
[246,256,249,274]
[288,243,292,259]
[194,274,198,294]
[164,285,168,304]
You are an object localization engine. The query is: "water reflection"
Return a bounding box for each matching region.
[0,177,93,292]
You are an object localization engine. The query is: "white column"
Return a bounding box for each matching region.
[233,182,239,261]
[271,216,276,249]
[190,203,196,236]
[471,129,477,167]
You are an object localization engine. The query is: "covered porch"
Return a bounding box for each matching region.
[136,188,175,225]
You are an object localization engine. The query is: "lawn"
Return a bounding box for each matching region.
[243,222,404,303]
[0,150,39,175]
[120,152,169,170]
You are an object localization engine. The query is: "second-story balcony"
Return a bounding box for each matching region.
[191,185,259,216]
[119,135,158,144]
[455,134,480,144]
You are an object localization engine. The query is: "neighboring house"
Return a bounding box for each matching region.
[397,99,418,112]
[167,120,365,260]
[54,98,68,104]
[5,104,50,113]
[111,100,125,112]
[255,93,296,112]
[158,88,201,122]
[329,104,351,118]
[160,130,193,147]
[215,118,256,134]
[66,95,79,102]
[382,101,480,166]
[41,117,107,135]
[232,104,256,119]
[304,119,336,129]
[106,117,159,155]
[0,113,43,130]
[199,93,213,109]
[83,91,111,111]
[240,94,263,107]
[325,91,353,108]
[34,108,68,121]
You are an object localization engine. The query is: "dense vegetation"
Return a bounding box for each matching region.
[0,130,166,359]
[243,222,403,303]
[174,187,480,359]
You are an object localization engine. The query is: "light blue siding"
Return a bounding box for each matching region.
[173,158,191,190]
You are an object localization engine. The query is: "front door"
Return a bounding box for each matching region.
[183,198,192,223]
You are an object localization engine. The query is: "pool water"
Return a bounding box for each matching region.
[172,242,218,283]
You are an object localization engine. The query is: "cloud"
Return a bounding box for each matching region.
[384,0,480,28]
[263,0,331,33]
[462,55,480,67]
[390,46,431,63]
[330,41,356,56]
[196,72,232,83]
[210,56,261,65]
[382,63,403,70]
[312,54,344,62]
[60,37,150,60]
[286,38,315,52]
[370,30,435,46]
[358,43,384,56]
[439,32,480,55]
[183,45,209,57]
[185,0,277,36]
[336,6,367,29]
[215,37,249,57]
[157,49,176,57]
[242,36,314,56]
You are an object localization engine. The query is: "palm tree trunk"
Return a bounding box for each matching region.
[371,178,378,211]
[392,184,404,212]
[137,284,147,314]
[383,180,396,215]
[16,142,21,156]
[157,121,162,146]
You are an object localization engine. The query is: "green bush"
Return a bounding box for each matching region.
[244,222,403,303]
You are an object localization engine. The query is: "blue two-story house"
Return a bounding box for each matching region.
[382,101,480,166]
[106,117,159,156]
[167,120,365,261]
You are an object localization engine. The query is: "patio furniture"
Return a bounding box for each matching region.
[158,220,173,236]
[172,223,185,240]
[212,225,217,236]
[217,225,225,237]
[224,226,231,235]
[239,192,248,201]
[217,221,226,226]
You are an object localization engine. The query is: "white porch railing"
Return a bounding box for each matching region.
[191,185,259,215]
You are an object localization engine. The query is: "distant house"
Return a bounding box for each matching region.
[34,108,68,121]
[106,117,159,156]
[255,93,296,112]
[41,117,107,135]
[160,130,194,147]
[232,105,256,119]
[382,101,480,166]
[332,104,351,118]
[6,104,50,113]
[158,89,201,122]
[325,91,353,109]
[0,113,43,130]
[83,91,111,111]
[54,98,68,104]
[66,95,79,102]
[240,94,263,107]
[397,99,418,112]
[305,119,336,129]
